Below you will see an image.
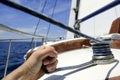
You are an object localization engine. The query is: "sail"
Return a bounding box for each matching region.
[79,0,114,19]
[67,0,120,39]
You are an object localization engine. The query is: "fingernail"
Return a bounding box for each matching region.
[43,60,49,65]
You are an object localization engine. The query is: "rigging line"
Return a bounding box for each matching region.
[30,19,41,48]
[0,0,101,42]
[55,61,97,72]
[30,0,47,48]
[105,59,119,79]
[45,0,58,42]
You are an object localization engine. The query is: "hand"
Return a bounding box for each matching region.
[25,46,58,79]
[2,45,58,80]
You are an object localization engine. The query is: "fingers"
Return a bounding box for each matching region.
[45,60,58,72]
[25,45,58,73]
[43,56,57,65]
[42,52,58,73]
[34,46,58,60]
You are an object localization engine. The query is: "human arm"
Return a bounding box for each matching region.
[2,46,58,80]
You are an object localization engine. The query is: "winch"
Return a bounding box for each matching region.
[92,43,115,64]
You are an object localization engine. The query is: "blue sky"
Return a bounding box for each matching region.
[0,0,71,40]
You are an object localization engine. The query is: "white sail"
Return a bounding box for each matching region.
[67,0,120,39]
[80,2,120,38]
[79,0,114,19]
[66,0,77,39]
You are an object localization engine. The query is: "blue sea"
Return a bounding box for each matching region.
[0,41,42,78]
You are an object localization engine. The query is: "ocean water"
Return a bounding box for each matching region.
[0,41,42,78]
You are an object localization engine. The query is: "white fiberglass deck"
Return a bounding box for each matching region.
[40,48,120,80]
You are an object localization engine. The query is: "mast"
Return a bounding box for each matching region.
[66,0,80,39]
[74,0,81,38]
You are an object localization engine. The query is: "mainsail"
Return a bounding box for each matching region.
[67,0,120,39]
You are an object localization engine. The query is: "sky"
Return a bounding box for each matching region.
[0,0,71,40]
[0,0,119,41]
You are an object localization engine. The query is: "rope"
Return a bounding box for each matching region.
[45,0,58,42]
[30,0,47,48]
[30,19,41,48]
[105,59,119,79]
